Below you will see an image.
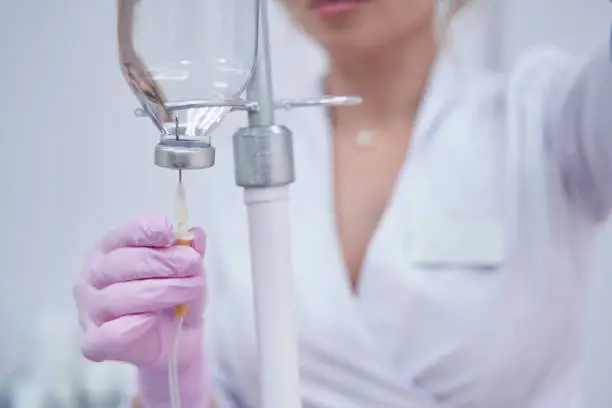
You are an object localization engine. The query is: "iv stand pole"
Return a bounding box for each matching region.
[232,0,301,407]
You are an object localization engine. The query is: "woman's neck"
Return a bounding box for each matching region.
[326,28,438,134]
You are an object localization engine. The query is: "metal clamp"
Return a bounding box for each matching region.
[233,125,294,188]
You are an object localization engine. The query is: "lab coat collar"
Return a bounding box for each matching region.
[412,2,490,149]
[416,1,491,146]
[411,52,461,150]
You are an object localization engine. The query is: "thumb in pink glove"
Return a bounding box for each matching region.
[73,215,213,408]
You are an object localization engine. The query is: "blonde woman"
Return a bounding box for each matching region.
[73,0,612,407]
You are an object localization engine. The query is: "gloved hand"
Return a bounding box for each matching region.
[73,215,212,408]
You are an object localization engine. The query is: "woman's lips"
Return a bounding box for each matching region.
[312,0,366,20]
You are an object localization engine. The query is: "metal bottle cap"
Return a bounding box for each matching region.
[154,139,215,170]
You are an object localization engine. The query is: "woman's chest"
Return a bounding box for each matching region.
[202,109,582,407]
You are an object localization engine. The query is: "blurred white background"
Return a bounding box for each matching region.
[0,0,611,406]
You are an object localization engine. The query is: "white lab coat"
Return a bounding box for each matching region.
[194,14,612,408]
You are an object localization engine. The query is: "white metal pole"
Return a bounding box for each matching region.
[233,0,302,407]
[244,187,300,408]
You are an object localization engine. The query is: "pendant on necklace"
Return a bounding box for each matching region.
[356,130,374,147]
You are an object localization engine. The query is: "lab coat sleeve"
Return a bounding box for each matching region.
[207,328,247,408]
[518,34,612,224]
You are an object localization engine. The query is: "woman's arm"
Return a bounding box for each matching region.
[530,31,612,224]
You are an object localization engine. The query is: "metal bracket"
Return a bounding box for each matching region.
[134,95,362,118]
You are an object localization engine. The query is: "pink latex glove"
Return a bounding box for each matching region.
[73,215,212,408]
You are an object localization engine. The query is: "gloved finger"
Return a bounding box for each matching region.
[73,281,97,330]
[98,215,175,253]
[90,275,205,325]
[90,245,203,289]
[82,313,160,364]
[188,227,206,256]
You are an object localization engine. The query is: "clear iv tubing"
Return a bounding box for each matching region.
[169,179,192,408]
[169,317,185,408]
